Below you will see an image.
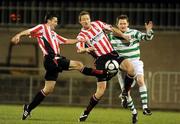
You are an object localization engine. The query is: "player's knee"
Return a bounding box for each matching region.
[95,86,106,98]
[78,61,84,69]
[74,61,84,70]
[136,75,144,86]
[125,61,135,76]
[137,80,144,87]
[95,91,104,99]
[43,86,55,95]
[127,66,134,76]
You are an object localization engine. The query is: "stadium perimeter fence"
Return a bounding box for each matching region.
[0,1,180,31]
[0,67,180,110]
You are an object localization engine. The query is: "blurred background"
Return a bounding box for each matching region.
[0,0,180,110]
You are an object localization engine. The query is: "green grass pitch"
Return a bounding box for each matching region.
[0,105,179,124]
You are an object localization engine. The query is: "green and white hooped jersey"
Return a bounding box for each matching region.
[108,28,154,60]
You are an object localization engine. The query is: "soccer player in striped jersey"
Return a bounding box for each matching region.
[108,14,154,123]
[11,12,110,120]
[77,11,136,122]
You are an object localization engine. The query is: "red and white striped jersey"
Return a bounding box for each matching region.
[76,20,114,57]
[29,24,68,56]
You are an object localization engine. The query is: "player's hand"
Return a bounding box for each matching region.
[86,47,96,52]
[145,21,153,32]
[122,34,131,42]
[78,38,86,43]
[11,34,20,44]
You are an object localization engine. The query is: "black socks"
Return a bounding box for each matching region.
[84,95,99,115]
[28,90,46,112]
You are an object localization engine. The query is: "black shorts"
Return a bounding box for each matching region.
[44,55,70,81]
[95,51,125,82]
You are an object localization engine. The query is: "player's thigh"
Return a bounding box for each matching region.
[95,81,107,98]
[69,60,83,70]
[43,80,56,93]
[96,81,107,92]
[120,59,134,73]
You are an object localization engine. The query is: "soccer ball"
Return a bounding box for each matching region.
[105,59,119,73]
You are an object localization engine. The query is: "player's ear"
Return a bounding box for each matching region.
[127,22,129,27]
[79,19,82,25]
[79,20,81,24]
[78,15,81,24]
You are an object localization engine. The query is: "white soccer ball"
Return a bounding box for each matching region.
[105,60,119,71]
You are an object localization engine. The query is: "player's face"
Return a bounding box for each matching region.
[79,14,91,30]
[49,17,58,30]
[117,19,129,32]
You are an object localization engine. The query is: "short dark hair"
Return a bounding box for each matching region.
[116,14,129,25]
[44,12,58,23]
[78,11,90,21]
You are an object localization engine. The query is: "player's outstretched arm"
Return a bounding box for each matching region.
[112,27,131,42]
[77,47,96,54]
[11,29,31,44]
[144,21,154,40]
[65,39,78,44]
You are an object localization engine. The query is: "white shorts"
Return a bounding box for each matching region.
[131,59,144,76]
[117,59,144,88]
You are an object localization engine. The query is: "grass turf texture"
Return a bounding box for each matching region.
[0,105,179,124]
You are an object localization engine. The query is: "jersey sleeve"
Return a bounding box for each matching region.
[133,29,154,41]
[76,33,86,48]
[96,20,112,31]
[76,41,85,50]
[77,32,88,42]
[29,24,43,38]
